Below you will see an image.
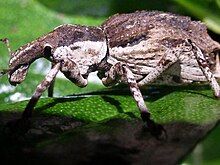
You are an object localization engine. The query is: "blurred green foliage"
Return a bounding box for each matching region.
[37,0,178,16]
[0,85,220,124]
[173,0,220,34]
[0,0,104,70]
[37,0,220,34]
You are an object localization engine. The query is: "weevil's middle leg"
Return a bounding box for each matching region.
[48,63,56,97]
[48,78,55,97]
[22,63,61,119]
[101,63,165,137]
[188,40,220,98]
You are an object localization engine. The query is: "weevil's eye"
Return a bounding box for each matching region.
[185,39,193,46]
[44,44,52,57]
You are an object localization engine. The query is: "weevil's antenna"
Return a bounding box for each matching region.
[0,69,9,77]
[0,38,11,77]
[0,38,12,57]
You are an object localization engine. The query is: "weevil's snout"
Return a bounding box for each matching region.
[9,64,29,86]
[7,41,51,85]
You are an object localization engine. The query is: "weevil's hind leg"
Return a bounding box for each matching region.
[22,63,61,119]
[101,63,166,138]
[138,50,179,86]
[188,39,220,98]
[48,79,55,97]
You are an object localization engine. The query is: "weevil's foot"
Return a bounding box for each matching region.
[4,118,31,136]
[146,119,167,140]
[141,112,167,140]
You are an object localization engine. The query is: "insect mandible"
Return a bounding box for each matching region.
[1,11,220,137]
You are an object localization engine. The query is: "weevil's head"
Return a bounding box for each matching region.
[7,24,107,85]
[7,37,54,85]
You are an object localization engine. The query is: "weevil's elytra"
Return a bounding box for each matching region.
[102,11,220,84]
[2,10,220,137]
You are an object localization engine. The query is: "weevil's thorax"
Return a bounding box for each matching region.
[52,25,107,75]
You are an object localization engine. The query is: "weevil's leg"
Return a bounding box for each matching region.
[60,58,88,87]
[22,63,61,119]
[189,40,220,98]
[138,51,179,86]
[102,63,151,116]
[101,62,122,86]
[102,63,165,137]
[48,78,55,97]
[48,63,56,97]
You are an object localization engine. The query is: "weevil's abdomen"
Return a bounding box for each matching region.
[102,11,220,83]
[102,11,219,52]
[102,11,188,80]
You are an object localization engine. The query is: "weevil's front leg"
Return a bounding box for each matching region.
[188,40,220,98]
[138,51,179,86]
[60,58,88,87]
[22,63,61,119]
[102,63,165,137]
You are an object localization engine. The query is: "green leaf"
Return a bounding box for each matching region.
[0,85,219,124]
[0,72,104,104]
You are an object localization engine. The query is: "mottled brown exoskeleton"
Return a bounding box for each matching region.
[1,11,220,136]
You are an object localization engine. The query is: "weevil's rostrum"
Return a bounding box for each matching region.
[2,11,220,136]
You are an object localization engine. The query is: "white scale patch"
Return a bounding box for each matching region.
[107,39,164,82]
[54,40,107,75]
[108,39,162,65]
[6,92,28,102]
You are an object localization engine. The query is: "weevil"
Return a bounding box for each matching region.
[1,11,220,136]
